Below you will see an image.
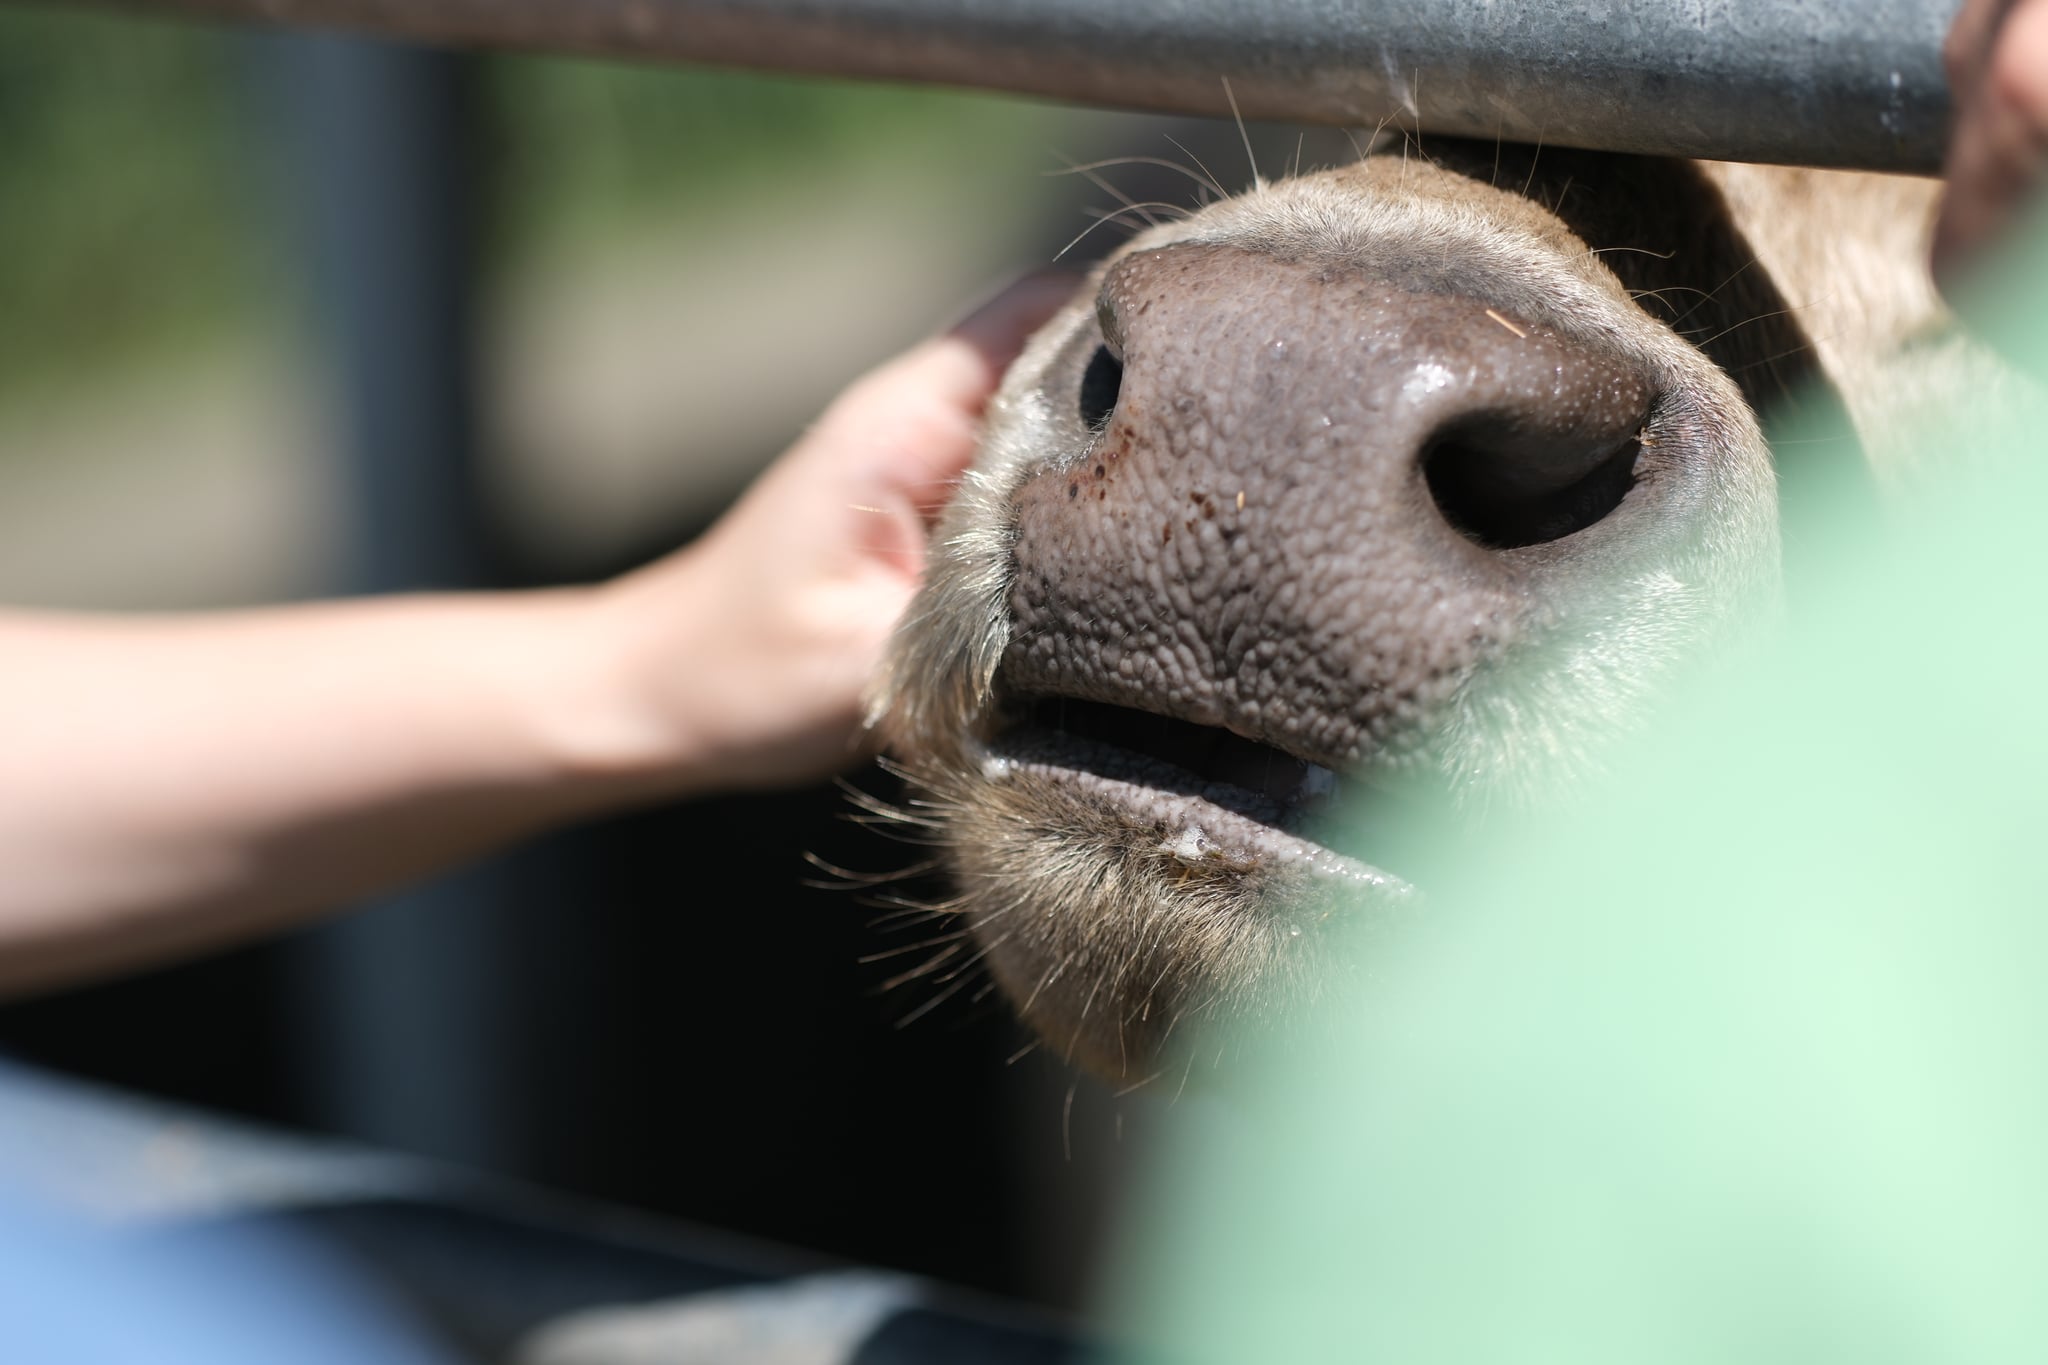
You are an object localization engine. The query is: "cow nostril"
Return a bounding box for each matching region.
[1424,432,1641,550]
[1078,345,1123,431]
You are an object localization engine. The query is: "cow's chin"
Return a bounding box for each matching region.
[924,736,1414,1085]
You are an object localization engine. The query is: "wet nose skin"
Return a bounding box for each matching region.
[1002,242,1654,770]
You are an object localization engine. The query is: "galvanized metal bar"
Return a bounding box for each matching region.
[79,0,1961,171]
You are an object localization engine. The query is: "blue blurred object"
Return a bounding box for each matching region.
[0,1060,1086,1364]
[1,1197,464,1364]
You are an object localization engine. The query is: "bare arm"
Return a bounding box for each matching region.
[0,273,1073,996]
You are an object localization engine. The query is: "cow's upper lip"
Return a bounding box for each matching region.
[983,696,1407,890]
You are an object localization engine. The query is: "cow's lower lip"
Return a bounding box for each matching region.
[983,724,1409,891]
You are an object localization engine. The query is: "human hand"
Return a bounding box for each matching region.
[1934,0,2048,290]
[586,270,1078,796]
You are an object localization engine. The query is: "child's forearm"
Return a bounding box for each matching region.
[0,588,695,995]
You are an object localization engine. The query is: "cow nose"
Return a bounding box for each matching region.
[1093,243,1654,552]
[999,242,1661,768]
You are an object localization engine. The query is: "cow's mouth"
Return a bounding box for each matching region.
[985,696,1404,890]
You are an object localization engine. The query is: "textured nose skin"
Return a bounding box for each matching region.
[1003,242,1653,769]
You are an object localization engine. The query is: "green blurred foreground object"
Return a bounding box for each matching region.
[1113,213,2048,1361]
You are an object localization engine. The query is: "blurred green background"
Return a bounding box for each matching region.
[0,7,1131,608]
[0,9,259,408]
[0,6,1058,414]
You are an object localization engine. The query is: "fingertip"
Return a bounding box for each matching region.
[1988,0,2048,124]
[797,269,1086,498]
[1935,1,2048,298]
[846,268,1087,422]
[1946,0,2008,87]
[945,267,1088,375]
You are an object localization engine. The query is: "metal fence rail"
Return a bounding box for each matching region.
[86,0,1960,171]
